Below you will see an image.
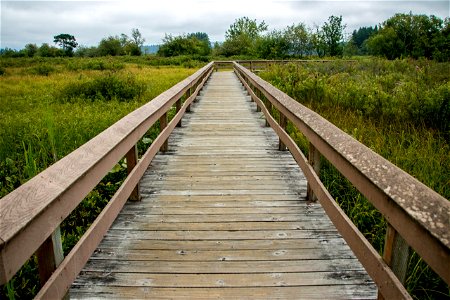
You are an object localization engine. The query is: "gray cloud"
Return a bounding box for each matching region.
[1,0,448,49]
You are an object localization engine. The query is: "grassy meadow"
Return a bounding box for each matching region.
[0,56,199,298]
[260,58,449,299]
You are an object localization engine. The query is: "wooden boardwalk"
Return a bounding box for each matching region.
[70,71,376,299]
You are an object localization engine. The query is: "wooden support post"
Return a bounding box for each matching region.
[255,87,261,112]
[278,114,287,151]
[159,113,168,152]
[306,142,321,202]
[186,88,192,112]
[126,144,140,201]
[378,224,410,300]
[265,100,271,127]
[258,90,270,127]
[36,226,64,286]
[176,98,182,127]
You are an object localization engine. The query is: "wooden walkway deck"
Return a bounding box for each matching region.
[70,71,376,299]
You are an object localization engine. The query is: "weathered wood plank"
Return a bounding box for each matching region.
[97,238,348,250]
[109,220,338,231]
[70,286,377,299]
[72,271,373,287]
[81,258,365,273]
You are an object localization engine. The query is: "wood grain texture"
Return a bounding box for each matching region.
[70,71,376,299]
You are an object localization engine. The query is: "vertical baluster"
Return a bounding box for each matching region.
[159,112,168,152]
[36,227,64,286]
[126,144,140,201]
[186,87,192,113]
[378,224,410,300]
[176,97,182,127]
[306,142,321,202]
[278,114,287,151]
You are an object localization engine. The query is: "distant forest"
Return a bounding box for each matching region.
[1,13,449,61]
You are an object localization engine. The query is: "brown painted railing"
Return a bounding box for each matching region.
[233,62,450,299]
[0,62,214,298]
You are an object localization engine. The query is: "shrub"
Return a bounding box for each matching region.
[31,64,55,76]
[66,58,125,71]
[60,73,146,102]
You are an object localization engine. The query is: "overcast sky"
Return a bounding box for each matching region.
[1,0,449,49]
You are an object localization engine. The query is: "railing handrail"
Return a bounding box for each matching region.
[0,62,214,285]
[233,62,449,298]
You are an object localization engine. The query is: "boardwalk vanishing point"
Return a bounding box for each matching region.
[70,71,376,299]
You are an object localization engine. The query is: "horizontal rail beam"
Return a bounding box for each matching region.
[0,62,214,284]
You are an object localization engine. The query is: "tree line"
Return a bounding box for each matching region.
[0,28,145,58]
[1,13,448,61]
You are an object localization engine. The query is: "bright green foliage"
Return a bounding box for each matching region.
[38,43,64,57]
[321,15,346,57]
[284,23,313,58]
[255,30,290,59]
[158,33,211,57]
[260,59,450,299]
[220,17,268,57]
[60,73,146,102]
[367,13,449,61]
[350,26,378,54]
[24,43,38,57]
[97,36,124,56]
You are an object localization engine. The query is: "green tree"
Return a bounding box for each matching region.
[311,27,327,58]
[284,23,312,58]
[256,30,289,59]
[157,33,211,57]
[221,17,268,56]
[53,33,78,56]
[127,28,146,55]
[187,32,211,55]
[38,43,63,57]
[367,13,448,60]
[321,15,346,56]
[352,27,377,50]
[98,36,123,56]
[24,43,38,57]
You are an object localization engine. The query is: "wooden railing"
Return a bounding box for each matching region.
[0,62,214,299]
[233,62,450,299]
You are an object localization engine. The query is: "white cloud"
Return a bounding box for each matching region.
[1,0,448,49]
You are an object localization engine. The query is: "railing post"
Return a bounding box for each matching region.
[278,114,287,151]
[186,87,192,113]
[255,86,261,112]
[176,98,182,127]
[306,142,321,202]
[36,226,64,286]
[378,224,410,299]
[126,144,140,201]
[159,112,168,152]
